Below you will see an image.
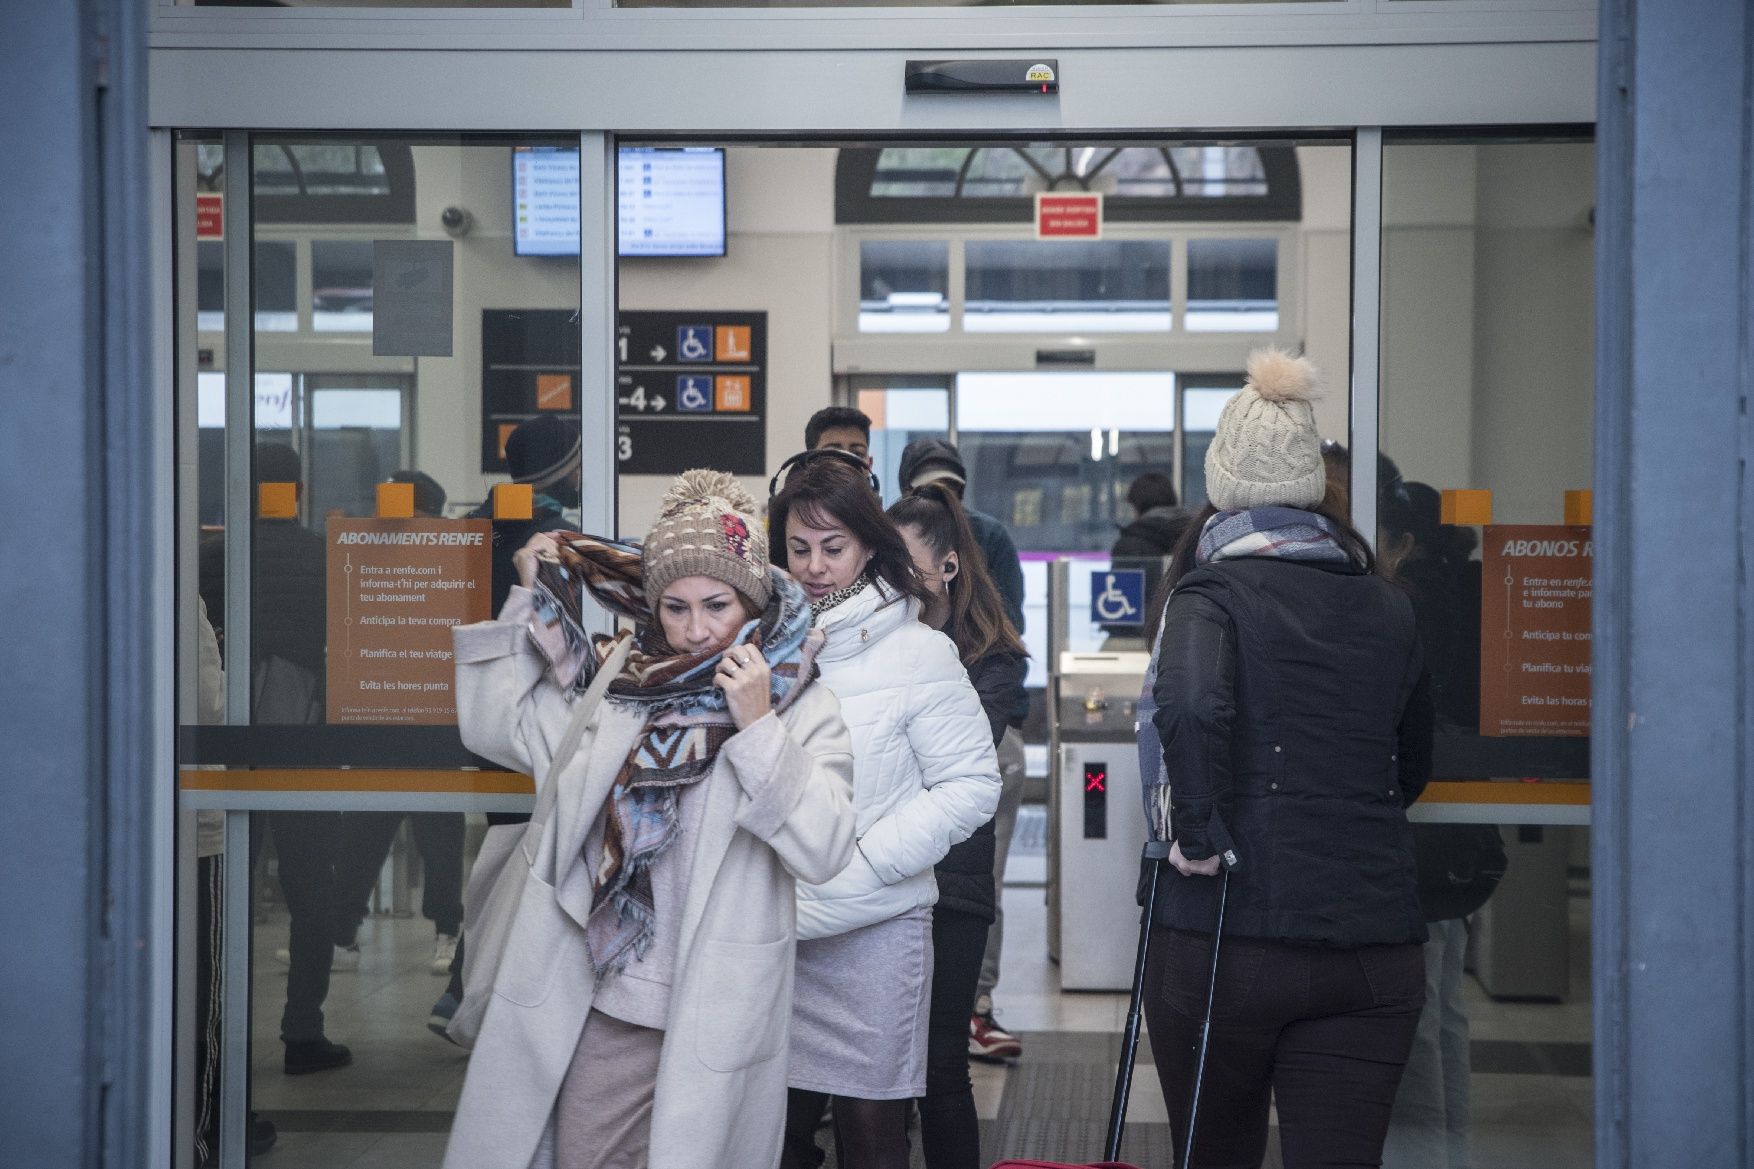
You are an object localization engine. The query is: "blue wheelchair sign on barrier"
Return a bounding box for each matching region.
[1090,569,1146,626]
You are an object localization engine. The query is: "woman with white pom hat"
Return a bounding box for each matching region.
[1140,349,1435,1169]
[442,470,858,1169]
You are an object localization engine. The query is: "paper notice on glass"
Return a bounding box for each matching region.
[325,517,491,725]
[1479,524,1593,737]
[373,239,454,357]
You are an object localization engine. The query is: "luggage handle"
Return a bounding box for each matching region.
[1105,840,1236,1168]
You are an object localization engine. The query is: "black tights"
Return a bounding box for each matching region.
[919,908,990,1169]
[782,1089,911,1169]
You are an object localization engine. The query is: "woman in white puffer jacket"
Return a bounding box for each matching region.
[769,452,1001,1169]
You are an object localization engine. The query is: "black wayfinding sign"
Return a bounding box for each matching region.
[616,311,766,476]
[480,308,581,474]
[479,309,767,477]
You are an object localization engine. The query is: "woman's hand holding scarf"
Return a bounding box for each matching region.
[714,641,773,730]
[513,532,566,593]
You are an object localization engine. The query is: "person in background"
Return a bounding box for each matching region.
[1143,350,1434,1168]
[432,416,584,1036]
[1112,471,1191,562]
[888,483,1027,1169]
[191,598,277,1163]
[199,441,351,1075]
[327,470,467,977]
[1377,471,1505,1169]
[470,415,583,613]
[443,470,857,1169]
[1112,471,1191,603]
[894,437,1030,1064]
[771,456,1000,1169]
[806,405,875,471]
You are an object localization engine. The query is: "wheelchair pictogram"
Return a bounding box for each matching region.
[1089,569,1145,626]
[676,325,712,362]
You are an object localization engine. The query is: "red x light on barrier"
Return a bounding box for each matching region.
[1084,768,1106,793]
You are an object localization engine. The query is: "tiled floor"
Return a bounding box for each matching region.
[227,815,1593,1168]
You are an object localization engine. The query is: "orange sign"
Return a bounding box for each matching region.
[326,518,491,725]
[536,373,574,411]
[1479,524,1593,737]
[715,325,752,362]
[715,375,752,412]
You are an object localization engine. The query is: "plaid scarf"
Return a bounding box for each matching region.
[1196,506,1355,567]
[525,533,823,974]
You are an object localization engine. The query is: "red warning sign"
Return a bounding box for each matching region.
[1036,192,1102,239]
[196,193,224,240]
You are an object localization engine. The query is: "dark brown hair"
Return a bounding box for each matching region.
[768,456,929,606]
[888,483,1027,666]
[1143,484,1378,644]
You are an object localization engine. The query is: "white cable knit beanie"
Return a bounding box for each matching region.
[1203,349,1328,512]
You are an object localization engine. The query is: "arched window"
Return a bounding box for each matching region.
[196,140,417,225]
[836,144,1300,224]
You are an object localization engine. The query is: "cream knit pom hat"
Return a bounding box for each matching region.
[1203,349,1328,512]
[642,470,772,612]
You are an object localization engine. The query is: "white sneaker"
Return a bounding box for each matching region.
[273,943,359,971]
[432,933,459,976]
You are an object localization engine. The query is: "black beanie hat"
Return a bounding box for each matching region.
[388,470,447,517]
[504,416,581,491]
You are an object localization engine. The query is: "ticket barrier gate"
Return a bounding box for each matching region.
[1045,559,1155,991]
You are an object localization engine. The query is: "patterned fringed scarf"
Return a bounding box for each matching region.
[524,533,823,975]
[1196,506,1355,567]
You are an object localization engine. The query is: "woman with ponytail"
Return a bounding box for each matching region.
[443,470,856,1169]
[887,482,1026,1169]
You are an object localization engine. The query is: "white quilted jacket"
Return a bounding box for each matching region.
[795,580,1001,940]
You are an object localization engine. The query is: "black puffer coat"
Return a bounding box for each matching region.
[1149,556,1433,948]
[932,633,1026,924]
[464,499,571,614]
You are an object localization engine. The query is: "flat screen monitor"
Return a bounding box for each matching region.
[511,146,727,258]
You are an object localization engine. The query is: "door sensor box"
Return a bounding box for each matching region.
[905,59,1059,94]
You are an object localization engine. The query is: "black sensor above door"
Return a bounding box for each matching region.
[905,59,1060,95]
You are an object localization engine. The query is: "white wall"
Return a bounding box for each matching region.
[292,139,1589,541]
[407,143,581,516]
[1469,142,1595,524]
[1295,144,1354,443]
[618,147,838,536]
[1380,141,1595,523]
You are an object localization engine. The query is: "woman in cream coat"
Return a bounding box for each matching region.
[443,471,856,1169]
[769,453,1001,1169]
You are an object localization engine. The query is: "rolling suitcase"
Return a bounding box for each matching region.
[990,841,1234,1169]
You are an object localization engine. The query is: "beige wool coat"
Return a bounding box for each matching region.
[442,593,857,1169]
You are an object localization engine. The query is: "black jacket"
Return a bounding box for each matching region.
[197,519,327,675]
[933,637,1026,924]
[1149,556,1433,948]
[465,500,572,614]
[1111,506,1191,561]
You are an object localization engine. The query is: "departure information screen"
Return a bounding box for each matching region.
[511,146,727,258]
[617,148,726,258]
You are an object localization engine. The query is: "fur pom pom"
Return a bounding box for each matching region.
[1246,348,1320,403]
[662,468,758,515]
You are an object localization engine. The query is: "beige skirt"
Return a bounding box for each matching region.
[786,906,934,1100]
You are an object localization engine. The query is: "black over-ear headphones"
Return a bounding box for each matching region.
[767,448,881,497]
